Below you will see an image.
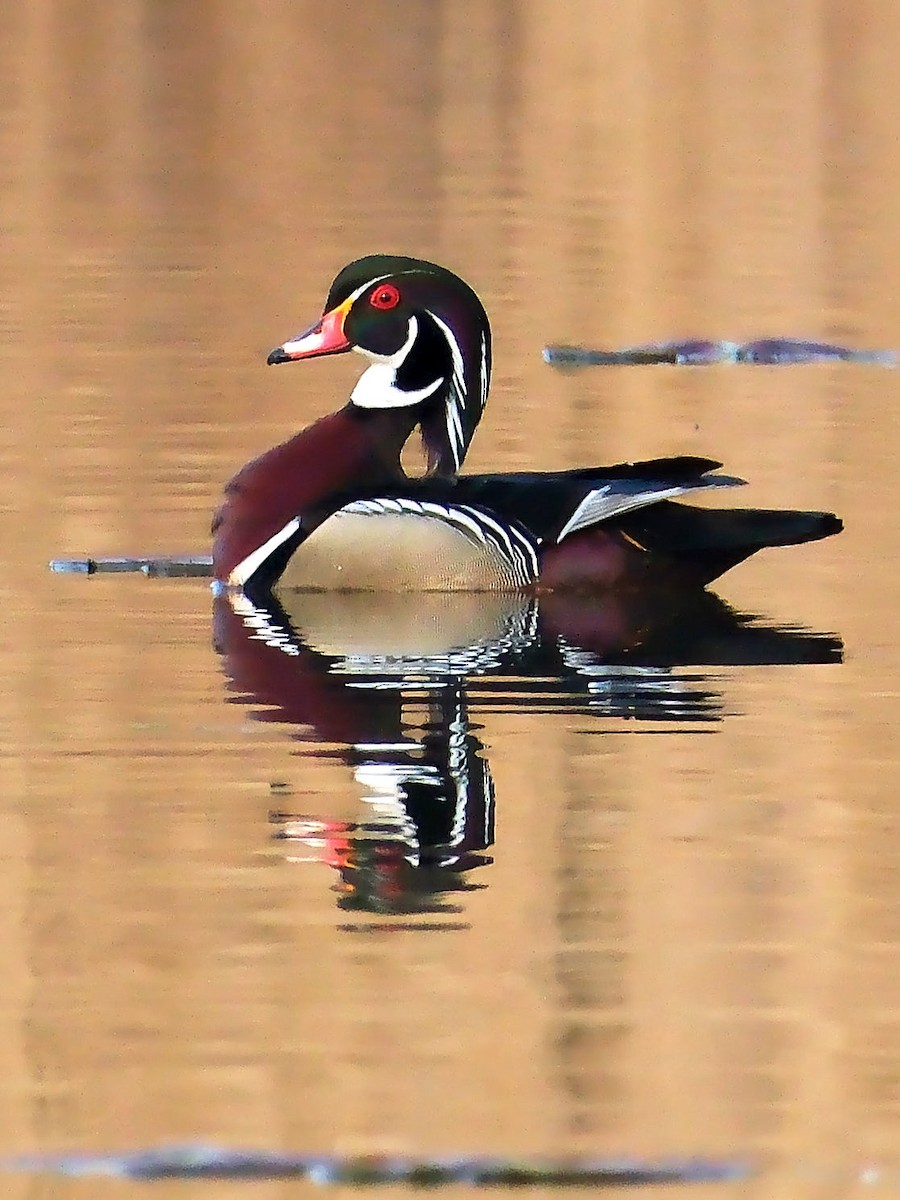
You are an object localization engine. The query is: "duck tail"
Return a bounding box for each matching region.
[695,507,843,550]
[620,503,842,585]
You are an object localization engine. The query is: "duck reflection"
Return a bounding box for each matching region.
[214,589,840,917]
[272,682,494,917]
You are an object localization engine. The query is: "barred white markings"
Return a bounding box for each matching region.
[425,310,468,472]
[342,497,540,586]
[556,641,699,718]
[555,475,745,543]
[352,752,488,869]
[228,589,302,653]
[352,763,421,855]
[447,692,495,861]
[331,595,539,680]
[447,708,473,851]
[353,691,494,867]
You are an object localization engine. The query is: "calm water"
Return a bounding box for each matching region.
[2,3,899,1198]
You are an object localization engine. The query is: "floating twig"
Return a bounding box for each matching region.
[49,555,214,577]
[1,1145,750,1184]
[543,338,897,368]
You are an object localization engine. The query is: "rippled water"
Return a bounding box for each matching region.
[2,3,900,1198]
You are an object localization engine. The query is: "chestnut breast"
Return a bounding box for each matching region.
[212,406,413,581]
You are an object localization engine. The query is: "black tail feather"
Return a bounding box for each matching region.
[621,502,842,584]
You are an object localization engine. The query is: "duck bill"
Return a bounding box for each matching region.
[267,297,352,365]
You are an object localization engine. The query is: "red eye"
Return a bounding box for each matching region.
[370,283,401,310]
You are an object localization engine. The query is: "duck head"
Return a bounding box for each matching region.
[267,255,491,476]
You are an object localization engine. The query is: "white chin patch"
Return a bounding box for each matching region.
[350,316,444,409]
[351,366,444,409]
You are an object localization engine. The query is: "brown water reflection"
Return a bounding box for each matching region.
[1,0,900,1195]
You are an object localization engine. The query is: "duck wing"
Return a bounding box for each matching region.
[447,457,745,544]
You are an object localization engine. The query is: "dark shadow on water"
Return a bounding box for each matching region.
[213,589,841,918]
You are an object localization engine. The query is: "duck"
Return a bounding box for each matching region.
[212,254,841,597]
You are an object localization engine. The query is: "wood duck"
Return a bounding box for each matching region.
[212,254,842,596]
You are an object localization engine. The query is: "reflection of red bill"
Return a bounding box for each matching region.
[275,816,353,869]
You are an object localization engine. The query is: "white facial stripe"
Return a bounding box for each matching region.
[354,315,419,367]
[480,332,489,411]
[426,310,466,387]
[424,310,470,472]
[347,274,391,304]
[350,314,448,408]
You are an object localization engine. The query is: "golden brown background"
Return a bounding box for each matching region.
[0,2,898,1197]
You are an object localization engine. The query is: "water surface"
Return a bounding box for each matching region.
[1,3,899,1197]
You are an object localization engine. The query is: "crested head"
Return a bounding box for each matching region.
[268,255,492,477]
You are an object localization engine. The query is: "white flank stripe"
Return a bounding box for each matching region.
[229,517,302,587]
